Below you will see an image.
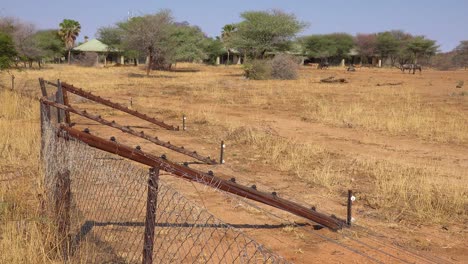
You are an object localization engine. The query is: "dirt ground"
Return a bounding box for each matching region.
[2,64,467,263]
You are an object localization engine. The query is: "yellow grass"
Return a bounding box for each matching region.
[0,90,61,263]
[0,64,467,260]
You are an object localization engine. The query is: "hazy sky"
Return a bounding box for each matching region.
[1,0,467,52]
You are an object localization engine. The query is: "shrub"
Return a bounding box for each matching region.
[244,59,272,80]
[271,54,299,80]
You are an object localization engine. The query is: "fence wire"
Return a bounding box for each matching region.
[41,105,289,264]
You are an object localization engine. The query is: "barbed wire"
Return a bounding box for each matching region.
[41,108,289,263]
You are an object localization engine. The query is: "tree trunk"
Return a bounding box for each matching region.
[68,49,71,65]
[146,50,153,76]
[226,50,230,66]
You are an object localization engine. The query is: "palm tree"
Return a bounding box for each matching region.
[221,24,237,65]
[58,19,81,64]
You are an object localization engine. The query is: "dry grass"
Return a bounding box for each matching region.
[0,89,62,263]
[0,64,467,260]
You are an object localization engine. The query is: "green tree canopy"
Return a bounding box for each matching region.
[301,35,337,59]
[375,32,400,63]
[33,29,65,61]
[171,22,207,63]
[405,36,438,63]
[58,19,81,64]
[203,37,224,65]
[0,32,17,70]
[301,33,354,60]
[453,40,468,68]
[232,10,307,59]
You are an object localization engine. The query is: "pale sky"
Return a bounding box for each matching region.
[1,0,467,52]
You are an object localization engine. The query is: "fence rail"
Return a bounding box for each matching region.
[41,109,289,263]
[39,78,350,263]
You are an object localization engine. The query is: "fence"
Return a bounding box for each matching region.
[41,106,289,263]
[39,78,354,263]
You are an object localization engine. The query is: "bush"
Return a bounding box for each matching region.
[271,54,299,80]
[244,55,299,80]
[244,59,272,80]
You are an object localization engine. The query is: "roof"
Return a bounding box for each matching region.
[73,39,118,53]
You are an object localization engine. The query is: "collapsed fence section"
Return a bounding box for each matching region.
[41,106,289,263]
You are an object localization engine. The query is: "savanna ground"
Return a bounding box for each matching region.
[0,63,467,263]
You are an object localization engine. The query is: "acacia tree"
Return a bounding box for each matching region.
[375,32,400,65]
[58,19,81,64]
[171,22,207,64]
[120,10,174,75]
[301,33,354,62]
[232,10,307,59]
[33,29,65,64]
[301,35,337,60]
[452,40,468,69]
[0,32,17,70]
[405,36,438,63]
[203,37,224,65]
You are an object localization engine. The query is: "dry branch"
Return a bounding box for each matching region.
[320,76,348,83]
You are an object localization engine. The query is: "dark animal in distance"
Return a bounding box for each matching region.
[317,61,329,69]
[401,64,422,74]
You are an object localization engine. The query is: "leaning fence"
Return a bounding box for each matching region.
[41,107,289,263]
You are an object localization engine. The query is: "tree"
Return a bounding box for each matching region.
[327,33,354,59]
[171,22,207,63]
[232,10,306,59]
[0,32,17,70]
[301,33,354,62]
[405,36,438,63]
[301,35,337,60]
[375,32,400,65]
[120,10,174,75]
[453,40,468,69]
[97,26,124,50]
[33,30,65,63]
[221,24,237,65]
[58,19,81,64]
[355,33,377,63]
[203,37,224,65]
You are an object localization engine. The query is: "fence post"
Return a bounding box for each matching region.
[40,102,46,159]
[220,141,225,164]
[11,75,15,90]
[56,79,66,124]
[182,115,186,131]
[347,190,354,226]
[55,169,71,260]
[62,86,71,125]
[143,166,160,264]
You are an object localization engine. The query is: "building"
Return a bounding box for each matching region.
[72,39,124,66]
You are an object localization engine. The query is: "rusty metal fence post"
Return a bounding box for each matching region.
[55,169,71,260]
[142,167,160,264]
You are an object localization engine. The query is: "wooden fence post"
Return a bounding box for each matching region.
[142,167,160,264]
[40,102,46,159]
[11,75,15,90]
[55,169,71,260]
[56,79,67,124]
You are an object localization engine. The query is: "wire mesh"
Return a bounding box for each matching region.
[41,104,289,264]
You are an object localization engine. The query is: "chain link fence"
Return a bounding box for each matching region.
[41,103,289,263]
